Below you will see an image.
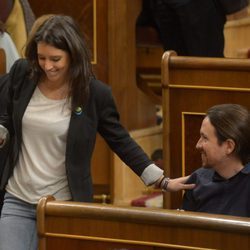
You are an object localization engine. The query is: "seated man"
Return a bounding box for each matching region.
[182,103,250,217]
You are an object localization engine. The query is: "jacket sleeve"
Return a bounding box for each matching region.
[0,73,12,142]
[95,81,153,177]
[0,59,28,143]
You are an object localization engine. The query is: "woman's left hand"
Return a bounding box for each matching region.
[167,176,195,192]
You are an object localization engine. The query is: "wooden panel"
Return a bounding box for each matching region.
[161,51,250,209]
[112,126,162,205]
[37,196,250,250]
[107,0,156,130]
[136,67,162,105]
[182,113,204,176]
[224,16,250,58]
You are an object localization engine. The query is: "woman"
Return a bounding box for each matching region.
[0,15,194,250]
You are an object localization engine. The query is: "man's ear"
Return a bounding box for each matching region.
[225,139,235,155]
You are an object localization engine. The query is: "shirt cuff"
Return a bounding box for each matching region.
[0,125,9,148]
[140,164,164,186]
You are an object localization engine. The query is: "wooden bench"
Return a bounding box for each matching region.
[161,50,250,208]
[37,195,250,250]
[136,66,162,104]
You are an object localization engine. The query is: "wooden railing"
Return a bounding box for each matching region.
[37,196,250,250]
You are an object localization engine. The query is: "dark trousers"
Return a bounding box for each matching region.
[148,0,226,57]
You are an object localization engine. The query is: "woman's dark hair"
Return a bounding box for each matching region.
[207,104,250,164]
[25,15,94,110]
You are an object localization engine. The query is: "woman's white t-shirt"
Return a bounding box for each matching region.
[6,87,72,204]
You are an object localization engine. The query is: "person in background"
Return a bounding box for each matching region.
[151,148,163,169]
[0,0,35,57]
[137,0,248,57]
[0,15,195,250]
[0,20,20,72]
[182,104,250,217]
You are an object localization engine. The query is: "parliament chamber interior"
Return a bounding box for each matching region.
[1,0,250,249]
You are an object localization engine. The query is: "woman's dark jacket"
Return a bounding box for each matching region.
[0,59,152,203]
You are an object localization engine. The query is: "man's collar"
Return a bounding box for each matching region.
[212,162,250,181]
[241,162,250,174]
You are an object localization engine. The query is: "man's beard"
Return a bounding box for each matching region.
[200,153,213,168]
